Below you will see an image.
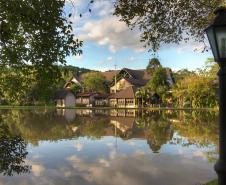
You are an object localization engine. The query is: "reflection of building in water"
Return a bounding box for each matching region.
[56,109,76,122]
[110,109,136,117]
[111,117,134,135]
[74,109,93,116]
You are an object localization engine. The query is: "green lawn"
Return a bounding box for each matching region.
[205,179,218,185]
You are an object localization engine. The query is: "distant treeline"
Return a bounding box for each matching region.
[0,58,219,108]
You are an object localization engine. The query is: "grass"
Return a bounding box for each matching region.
[204,179,218,185]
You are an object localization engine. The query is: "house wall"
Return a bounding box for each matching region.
[125,99,136,108]
[75,95,97,105]
[109,99,117,107]
[76,97,90,105]
[65,93,76,107]
[110,78,132,93]
[56,99,65,107]
[109,98,136,108]
[95,99,108,106]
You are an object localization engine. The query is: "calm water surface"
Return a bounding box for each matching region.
[0,109,218,185]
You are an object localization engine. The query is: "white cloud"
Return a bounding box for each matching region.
[107,56,113,61]
[79,16,145,53]
[175,40,208,54]
[74,143,84,151]
[74,54,83,60]
[93,1,114,17]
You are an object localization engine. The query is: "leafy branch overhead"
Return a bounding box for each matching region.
[0,0,82,102]
[0,0,82,67]
[114,0,223,51]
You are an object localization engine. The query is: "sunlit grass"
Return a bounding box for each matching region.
[205,179,218,185]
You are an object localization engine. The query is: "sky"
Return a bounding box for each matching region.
[65,0,213,72]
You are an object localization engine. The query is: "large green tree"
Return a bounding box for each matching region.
[146,66,171,104]
[0,0,82,104]
[114,0,222,51]
[146,58,162,74]
[81,72,108,93]
[173,61,218,108]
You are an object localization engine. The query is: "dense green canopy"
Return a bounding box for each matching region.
[0,0,82,104]
[114,0,222,51]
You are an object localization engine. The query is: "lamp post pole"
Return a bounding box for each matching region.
[215,63,226,184]
[205,7,226,184]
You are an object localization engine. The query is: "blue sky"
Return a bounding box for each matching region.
[65,0,213,72]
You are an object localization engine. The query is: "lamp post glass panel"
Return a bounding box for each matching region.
[205,7,226,185]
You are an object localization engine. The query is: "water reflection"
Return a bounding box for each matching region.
[0,109,218,185]
[0,112,30,176]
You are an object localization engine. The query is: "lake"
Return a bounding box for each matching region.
[0,109,218,185]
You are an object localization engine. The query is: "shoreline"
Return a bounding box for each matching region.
[0,105,218,111]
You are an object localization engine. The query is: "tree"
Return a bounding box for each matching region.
[172,59,218,108]
[135,88,150,107]
[114,0,222,51]
[82,72,108,93]
[146,66,170,104]
[173,69,196,82]
[0,0,82,103]
[146,58,162,74]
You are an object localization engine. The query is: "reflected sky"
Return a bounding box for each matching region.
[0,109,218,185]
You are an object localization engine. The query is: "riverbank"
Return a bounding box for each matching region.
[204,179,217,185]
[0,105,218,111]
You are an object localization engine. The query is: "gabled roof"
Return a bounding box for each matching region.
[109,68,151,87]
[76,92,98,97]
[76,92,109,99]
[102,70,119,82]
[109,86,138,99]
[54,89,74,99]
[64,76,81,88]
[123,77,147,87]
[121,68,151,81]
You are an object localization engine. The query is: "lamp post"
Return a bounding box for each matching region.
[205,7,226,185]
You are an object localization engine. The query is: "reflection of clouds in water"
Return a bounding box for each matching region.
[26,160,45,177]
[133,150,145,156]
[1,153,216,185]
[32,154,42,159]
[109,150,116,160]
[192,151,206,159]
[177,148,207,160]
[105,142,114,147]
[32,164,45,177]
[74,143,84,151]
[127,141,136,146]
[67,155,82,164]
[98,158,110,167]
[64,153,216,185]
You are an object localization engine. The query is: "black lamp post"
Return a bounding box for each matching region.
[205,7,226,185]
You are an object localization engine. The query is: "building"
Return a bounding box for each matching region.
[61,67,174,108]
[54,89,76,107]
[64,76,82,89]
[109,86,137,108]
[94,93,109,106]
[110,68,151,93]
[75,92,98,106]
[75,92,109,106]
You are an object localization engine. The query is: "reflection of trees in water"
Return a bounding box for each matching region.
[0,117,30,176]
[134,110,218,157]
[0,109,218,161]
[135,111,174,153]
